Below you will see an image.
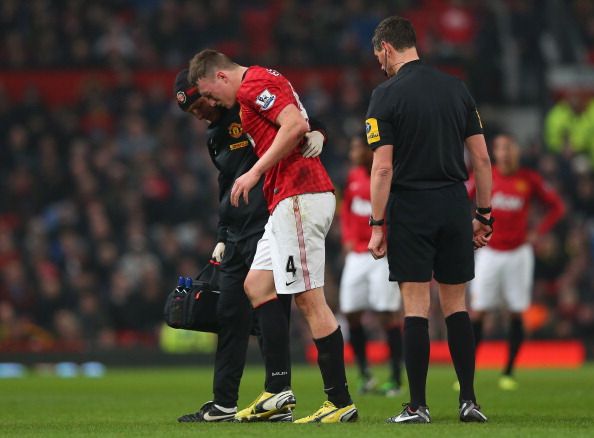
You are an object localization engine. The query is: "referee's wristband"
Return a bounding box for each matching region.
[476,206,492,215]
[475,213,494,226]
[369,216,385,226]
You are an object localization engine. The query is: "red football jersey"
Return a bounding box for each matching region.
[467,167,565,250]
[236,66,334,212]
[340,166,373,253]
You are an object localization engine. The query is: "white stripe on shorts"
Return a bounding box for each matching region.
[292,197,311,290]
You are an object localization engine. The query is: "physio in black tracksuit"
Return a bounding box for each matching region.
[173,69,326,422]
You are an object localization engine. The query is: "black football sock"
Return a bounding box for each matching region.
[348,324,369,377]
[445,311,477,404]
[403,317,429,409]
[385,324,403,386]
[278,293,293,322]
[260,294,292,390]
[504,316,524,376]
[314,326,352,408]
[473,319,484,350]
[255,298,291,393]
[278,294,293,387]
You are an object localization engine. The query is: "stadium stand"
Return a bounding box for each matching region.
[0,0,593,361]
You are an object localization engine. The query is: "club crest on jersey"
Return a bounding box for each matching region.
[256,89,276,111]
[365,118,380,144]
[266,69,281,76]
[176,91,186,104]
[228,122,243,138]
[515,180,528,193]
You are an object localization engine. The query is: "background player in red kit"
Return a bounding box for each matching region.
[467,133,565,390]
[188,50,357,423]
[340,136,403,396]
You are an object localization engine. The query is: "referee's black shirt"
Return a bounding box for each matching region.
[365,60,483,191]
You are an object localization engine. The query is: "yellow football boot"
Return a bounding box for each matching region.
[294,401,358,423]
[498,375,519,391]
[234,389,295,422]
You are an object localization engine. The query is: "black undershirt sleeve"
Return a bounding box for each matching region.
[308,117,328,144]
[215,172,230,244]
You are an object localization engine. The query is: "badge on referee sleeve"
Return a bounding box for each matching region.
[366,118,380,144]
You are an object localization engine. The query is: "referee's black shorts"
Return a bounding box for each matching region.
[386,182,474,284]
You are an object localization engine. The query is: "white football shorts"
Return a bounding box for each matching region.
[339,251,401,313]
[251,192,335,294]
[470,243,534,313]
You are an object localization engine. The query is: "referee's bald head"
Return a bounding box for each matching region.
[372,16,416,52]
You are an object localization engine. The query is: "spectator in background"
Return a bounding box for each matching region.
[508,0,546,104]
[544,90,594,165]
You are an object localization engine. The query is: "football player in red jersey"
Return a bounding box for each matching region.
[188,50,357,423]
[467,133,565,390]
[340,136,403,396]
[173,69,326,423]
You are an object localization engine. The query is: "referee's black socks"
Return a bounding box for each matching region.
[255,298,291,393]
[314,327,352,408]
[403,316,430,409]
[445,311,477,404]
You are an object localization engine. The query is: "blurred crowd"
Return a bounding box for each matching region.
[1,0,594,353]
[0,0,550,104]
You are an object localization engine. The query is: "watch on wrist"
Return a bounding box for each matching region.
[476,206,492,215]
[369,216,385,226]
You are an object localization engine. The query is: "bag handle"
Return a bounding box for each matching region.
[195,258,220,282]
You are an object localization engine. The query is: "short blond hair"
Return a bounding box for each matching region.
[187,49,237,84]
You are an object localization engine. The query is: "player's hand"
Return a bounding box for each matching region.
[368,227,387,259]
[231,169,261,207]
[472,217,493,249]
[211,242,226,262]
[301,131,324,158]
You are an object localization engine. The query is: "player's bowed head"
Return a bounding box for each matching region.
[188,49,245,109]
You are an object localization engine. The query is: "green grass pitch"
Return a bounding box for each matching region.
[2,364,594,437]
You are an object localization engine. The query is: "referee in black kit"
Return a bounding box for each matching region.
[173,69,326,422]
[365,17,493,424]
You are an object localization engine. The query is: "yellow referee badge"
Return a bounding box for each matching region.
[366,118,380,144]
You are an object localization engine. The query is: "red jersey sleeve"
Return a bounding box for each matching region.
[529,171,565,235]
[340,171,356,246]
[241,69,305,126]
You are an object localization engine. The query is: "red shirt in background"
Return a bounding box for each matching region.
[467,167,565,250]
[236,66,334,213]
[340,166,373,253]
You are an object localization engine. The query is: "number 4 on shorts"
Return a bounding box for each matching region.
[286,256,296,276]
